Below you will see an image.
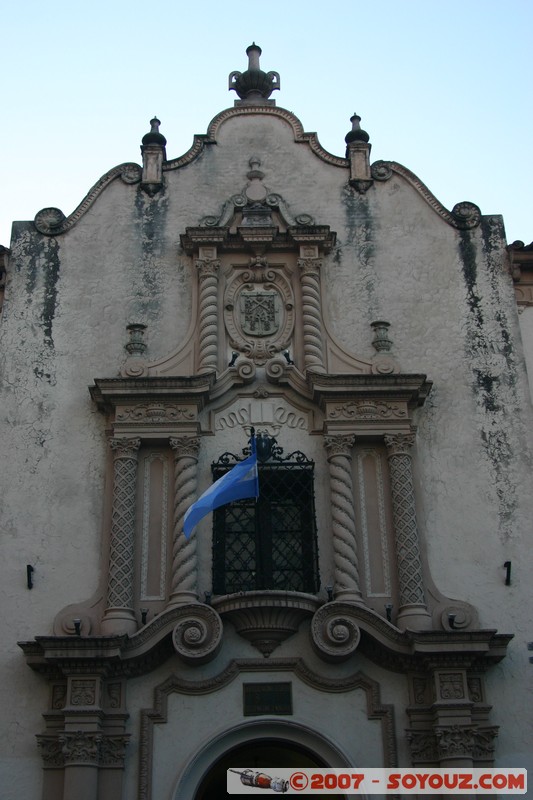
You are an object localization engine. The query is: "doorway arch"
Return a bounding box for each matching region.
[173,719,358,800]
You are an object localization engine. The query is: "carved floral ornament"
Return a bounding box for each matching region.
[116,404,196,423]
[328,400,407,420]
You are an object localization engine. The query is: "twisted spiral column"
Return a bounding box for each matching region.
[298,257,326,373]
[324,435,363,602]
[101,438,141,635]
[384,433,431,630]
[196,258,220,373]
[167,436,201,606]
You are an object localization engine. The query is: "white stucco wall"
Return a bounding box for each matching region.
[1,104,532,797]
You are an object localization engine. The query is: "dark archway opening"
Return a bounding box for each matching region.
[194,737,346,799]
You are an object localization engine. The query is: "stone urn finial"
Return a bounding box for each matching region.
[229,44,280,105]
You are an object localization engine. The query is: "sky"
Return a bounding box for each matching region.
[1,0,531,246]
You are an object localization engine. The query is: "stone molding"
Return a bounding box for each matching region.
[370,161,482,230]
[20,623,512,680]
[32,115,486,239]
[139,657,397,800]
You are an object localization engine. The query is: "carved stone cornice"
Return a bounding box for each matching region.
[90,376,214,436]
[19,617,513,679]
[180,224,336,255]
[308,373,432,435]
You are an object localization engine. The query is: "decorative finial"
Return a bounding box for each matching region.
[229,44,280,105]
[142,117,167,147]
[345,113,370,145]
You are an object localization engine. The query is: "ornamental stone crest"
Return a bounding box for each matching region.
[240,290,280,336]
[224,262,294,365]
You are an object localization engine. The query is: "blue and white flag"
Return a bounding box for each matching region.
[183,438,259,539]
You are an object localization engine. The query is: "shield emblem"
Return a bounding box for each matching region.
[240,290,280,337]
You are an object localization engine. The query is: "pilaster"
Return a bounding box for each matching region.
[384,432,431,630]
[101,438,141,634]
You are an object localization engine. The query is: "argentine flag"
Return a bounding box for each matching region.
[183,437,259,539]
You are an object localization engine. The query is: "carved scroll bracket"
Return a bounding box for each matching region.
[311,602,361,662]
[172,603,223,664]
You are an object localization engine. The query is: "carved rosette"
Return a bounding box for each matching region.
[196,258,220,373]
[171,603,223,664]
[324,435,362,602]
[311,602,361,662]
[168,437,200,605]
[384,433,430,627]
[103,438,141,631]
[298,257,326,373]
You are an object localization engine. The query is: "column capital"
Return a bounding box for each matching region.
[109,437,141,458]
[196,258,220,279]
[384,431,415,456]
[170,436,201,460]
[324,433,356,460]
[297,256,322,276]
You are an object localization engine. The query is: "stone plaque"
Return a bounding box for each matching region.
[243,682,292,716]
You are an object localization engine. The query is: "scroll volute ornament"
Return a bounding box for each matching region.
[311,602,361,662]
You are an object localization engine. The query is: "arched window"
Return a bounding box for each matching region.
[212,440,319,595]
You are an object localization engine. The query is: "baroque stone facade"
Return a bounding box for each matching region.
[1,44,531,800]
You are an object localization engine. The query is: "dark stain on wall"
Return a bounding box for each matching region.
[133,188,168,322]
[41,237,60,347]
[458,224,518,536]
[341,187,378,319]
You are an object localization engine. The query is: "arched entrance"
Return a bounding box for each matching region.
[194,738,346,799]
[173,720,354,800]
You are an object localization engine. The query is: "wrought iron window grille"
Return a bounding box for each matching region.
[212,439,320,595]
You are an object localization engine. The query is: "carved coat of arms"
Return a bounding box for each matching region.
[240,290,280,337]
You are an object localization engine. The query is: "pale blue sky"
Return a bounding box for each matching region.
[2,0,531,245]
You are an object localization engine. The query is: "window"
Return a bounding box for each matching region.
[212,446,319,594]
